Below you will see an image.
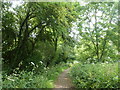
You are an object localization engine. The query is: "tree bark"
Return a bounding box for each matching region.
[94,6,100,62]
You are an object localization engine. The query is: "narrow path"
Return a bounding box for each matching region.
[53,68,74,89]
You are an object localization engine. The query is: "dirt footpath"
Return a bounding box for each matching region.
[54,68,74,89]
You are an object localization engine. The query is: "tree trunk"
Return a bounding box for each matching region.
[94,6,100,62]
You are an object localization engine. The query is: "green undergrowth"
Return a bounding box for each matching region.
[70,62,119,88]
[2,62,70,88]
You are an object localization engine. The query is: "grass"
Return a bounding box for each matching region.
[70,62,119,88]
[2,62,70,88]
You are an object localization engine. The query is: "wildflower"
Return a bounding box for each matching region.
[7,77,15,81]
[39,61,43,64]
[105,61,108,64]
[31,62,35,65]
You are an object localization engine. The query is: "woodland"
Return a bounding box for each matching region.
[2,1,119,88]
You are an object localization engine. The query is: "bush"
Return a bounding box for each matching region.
[2,62,69,88]
[70,62,119,88]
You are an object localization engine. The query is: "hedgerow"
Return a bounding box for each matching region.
[70,62,119,88]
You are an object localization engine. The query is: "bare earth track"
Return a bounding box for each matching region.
[53,68,74,89]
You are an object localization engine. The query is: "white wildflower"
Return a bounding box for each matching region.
[31,62,35,65]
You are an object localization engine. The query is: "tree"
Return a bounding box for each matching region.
[76,2,118,63]
[2,2,78,72]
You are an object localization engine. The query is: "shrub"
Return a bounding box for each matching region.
[2,62,69,88]
[70,62,119,88]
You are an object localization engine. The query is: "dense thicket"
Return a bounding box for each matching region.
[2,2,79,73]
[70,62,119,88]
[2,2,118,74]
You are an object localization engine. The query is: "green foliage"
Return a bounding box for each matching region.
[70,62,119,88]
[75,2,118,63]
[2,1,119,88]
[2,62,69,88]
[2,2,78,71]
